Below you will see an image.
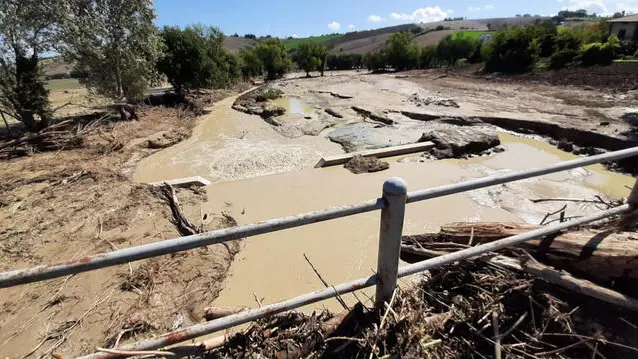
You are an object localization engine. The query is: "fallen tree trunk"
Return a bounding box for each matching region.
[402,222,638,285]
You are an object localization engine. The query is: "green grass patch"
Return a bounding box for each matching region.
[282,34,344,51]
[613,59,638,63]
[451,31,492,41]
[45,78,82,91]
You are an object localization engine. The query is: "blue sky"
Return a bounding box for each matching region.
[153,0,638,37]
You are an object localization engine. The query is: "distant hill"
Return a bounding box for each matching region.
[325,16,550,55]
[40,56,73,77]
[224,36,257,51]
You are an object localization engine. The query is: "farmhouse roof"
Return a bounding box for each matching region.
[608,14,638,23]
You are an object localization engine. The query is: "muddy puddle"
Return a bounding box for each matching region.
[134,92,635,314]
[272,97,314,115]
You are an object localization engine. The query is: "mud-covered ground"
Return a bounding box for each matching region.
[0,90,244,358]
[2,66,637,358]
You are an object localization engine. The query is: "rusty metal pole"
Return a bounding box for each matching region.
[375,177,407,309]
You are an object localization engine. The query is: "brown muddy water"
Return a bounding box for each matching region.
[134,93,635,313]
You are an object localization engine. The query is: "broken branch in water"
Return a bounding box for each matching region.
[303,253,349,311]
[539,204,567,225]
[157,183,201,236]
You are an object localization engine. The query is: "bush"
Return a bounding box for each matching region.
[364,50,387,72]
[581,42,614,66]
[157,25,240,94]
[385,32,419,71]
[255,38,291,80]
[419,45,437,68]
[484,26,540,73]
[326,54,363,70]
[436,36,478,65]
[550,49,580,69]
[239,49,262,80]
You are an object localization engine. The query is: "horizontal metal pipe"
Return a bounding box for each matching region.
[77,204,631,359]
[407,146,638,203]
[0,199,384,288]
[3,147,638,288]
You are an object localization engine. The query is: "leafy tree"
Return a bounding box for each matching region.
[364,50,387,72]
[436,36,476,65]
[483,26,540,73]
[294,43,322,77]
[157,25,239,94]
[419,45,437,68]
[59,0,162,102]
[0,0,55,131]
[239,49,262,80]
[385,32,419,71]
[314,44,328,76]
[244,34,257,39]
[254,38,291,80]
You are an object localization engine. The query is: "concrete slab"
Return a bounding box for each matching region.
[315,142,435,168]
[150,176,211,188]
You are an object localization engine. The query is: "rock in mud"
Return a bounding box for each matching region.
[621,109,638,126]
[325,108,344,118]
[557,139,574,152]
[264,117,282,127]
[419,127,501,159]
[145,130,185,149]
[344,155,389,174]
[232,87,286,119]
[407,93,459,108]
[328,123,423,152]
[352,106,394,125]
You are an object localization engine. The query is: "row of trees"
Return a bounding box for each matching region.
[0,0,299,132]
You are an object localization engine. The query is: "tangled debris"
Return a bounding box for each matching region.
[344,155,390,174]
[200,261,638,359]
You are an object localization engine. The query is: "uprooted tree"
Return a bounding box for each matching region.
[58,0,162,107]
[0,0,55,132]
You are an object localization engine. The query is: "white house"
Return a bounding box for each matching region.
[609,14,638,41]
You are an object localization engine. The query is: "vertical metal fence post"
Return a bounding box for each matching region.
[628,178,638,207]
[375,177,407,309]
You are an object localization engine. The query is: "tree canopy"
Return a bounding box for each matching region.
[293,43,328,76]
[255,38,291,80]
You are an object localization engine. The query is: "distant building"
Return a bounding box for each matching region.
[608,14,638,41]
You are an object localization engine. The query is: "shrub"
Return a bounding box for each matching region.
[239,49,262,80]
[436,36,477,65]
[326,54,363,70]
[385,32,419,71]
[550,49,580,69]
[364,50,387,72]
[46,73,72,80]
[580,42,615,66]
[254,38,291,80]
[157,25,240,94]
[419,45,437,68]
[484,26,540,73]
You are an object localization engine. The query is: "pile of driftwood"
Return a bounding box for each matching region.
[0,118,101,156]
[193,216,638,358]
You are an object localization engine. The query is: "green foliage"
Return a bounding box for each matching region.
[419,45,437,68]
[436,35,477,65]
[580,36,619,66]
[364,50,387,72]
[451,31,491,41]
[385,32,419,71]
[483,26,541,73]
[410,27,422,35]
[60,0,163,102]
[158,25,240,94]
[239,49,262,80]
[281,34,343,51]
[255,38,291,80]
[293,43,322,76]
[550,49,580,69]
[326,54,363,70]
[0,0,54,131]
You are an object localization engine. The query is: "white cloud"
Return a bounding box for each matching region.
[467,6,481,12]
[347,24,356,29]
[484,4,494,9]
[291,34,298,38]
[557,0,609,15]
[328,21,341,31]
[368,14,384,22]
[389,6,452,23]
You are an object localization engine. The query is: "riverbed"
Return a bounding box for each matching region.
[133,73,635,312]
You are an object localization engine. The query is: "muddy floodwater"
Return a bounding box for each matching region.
[134,74,635,312]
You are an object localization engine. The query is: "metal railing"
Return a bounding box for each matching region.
[1,147,638,359]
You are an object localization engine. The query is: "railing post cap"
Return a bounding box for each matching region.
[383,177,407,196]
